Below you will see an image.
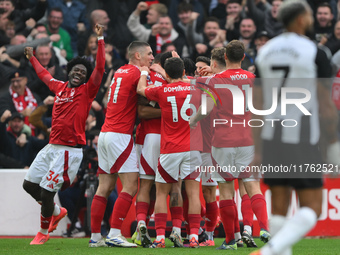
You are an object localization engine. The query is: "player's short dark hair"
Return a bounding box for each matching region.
[127,41,150,60]
[183,57,196,77]
[211,47,226,67]
[164,57,184,79]
[278,0,310,28]
[196,56,210,66]
[225,40,245,63]
[177,2,193,13]
[153,53,163,64]
[160,51,173,68]
[67,56,93,81]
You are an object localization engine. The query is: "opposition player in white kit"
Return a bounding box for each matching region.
[251,1,340,254]
[22,24,105,245]
[89,41,154,248]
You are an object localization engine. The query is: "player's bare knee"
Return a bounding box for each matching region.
[202,186,216,203]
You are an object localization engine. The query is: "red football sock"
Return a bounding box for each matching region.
[188,214,201,236]
[170,206,183,228]
[251,194,268,230]
[183,194,189,235]
[205,201,219,232]
[219,199,235,244]
[110,192,133,229]
[241,194,253,227]
[146,199,155,226]
[155,213,167,236]
[136,201,149,223]
[41,214,52,230]
[233,201,240,233]
[91,195,107,233]
[201,204,206,218]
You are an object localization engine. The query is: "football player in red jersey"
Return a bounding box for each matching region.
[137,57,202,248]
[89,41,154,248]
[22,24,105,245]
[190,40,269,250]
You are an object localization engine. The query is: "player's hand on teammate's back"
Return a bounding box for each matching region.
[140,66,150,73]
[95,23,104,37]
[24,47,33,60]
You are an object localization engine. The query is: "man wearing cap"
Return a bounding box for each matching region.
[0,69,41,135]
[0,109,47,167]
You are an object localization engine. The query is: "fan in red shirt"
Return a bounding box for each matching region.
[89,41,154,248]
[190,40,269,250]
[137,57,202,248]
[22,24,105,245]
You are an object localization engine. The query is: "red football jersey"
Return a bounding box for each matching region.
[29,39,105,146]
[208,69,255,148]
[101,64,140,134]
[189,79,203,152]
[145,81,196,154]
[135,70,167,145]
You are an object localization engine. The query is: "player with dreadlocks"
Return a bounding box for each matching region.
[22,23,105,245]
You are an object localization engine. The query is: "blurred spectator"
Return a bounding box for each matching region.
[211,0,228,19]
[175,2,202,56]
[161,42,177,53]
[308,0,337,20]
[47,0,89,57]
[263,0,283,38]
[0,11,9,46]
[192,17,226,59]
[84,34,97,65]
[221,0,245,41]
[0,110,47,166]
[0,69,41,133]
[4,20,14,39]
[3,32,60,60]
[78,9,110,56]
[102,0,139,56]
[25,44,66,100]
[127,1,168,42]
[0,0,46,35]
[314,2,335,43]
[104,38,125,71]
[246,0,272,32]
[322,20,340,55]
[46,7,73,61]
[239,18,257,71]
[169,0,205,28]
[254,30,270,52]
[34,32,68,67]
[148,15,188,57]
[0,152,28,168]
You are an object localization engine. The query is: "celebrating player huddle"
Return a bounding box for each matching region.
[22,1,340,253]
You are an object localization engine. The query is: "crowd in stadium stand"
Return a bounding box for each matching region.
[0,0,339,245]
[1,0,339,168]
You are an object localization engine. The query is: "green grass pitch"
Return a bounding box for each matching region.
[1,237,339,255]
